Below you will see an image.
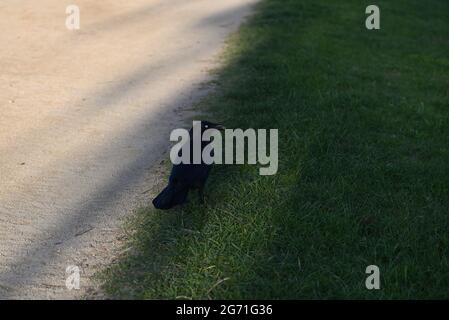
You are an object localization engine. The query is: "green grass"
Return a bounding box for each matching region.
[100,0,449,299]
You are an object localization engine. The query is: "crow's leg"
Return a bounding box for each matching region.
[198,186,205,204]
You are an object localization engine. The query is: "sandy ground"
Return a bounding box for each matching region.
[0,0,257,299]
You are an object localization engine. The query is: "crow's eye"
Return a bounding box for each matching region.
[205,125,209,128]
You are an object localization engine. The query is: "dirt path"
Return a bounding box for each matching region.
[0,0,257,299]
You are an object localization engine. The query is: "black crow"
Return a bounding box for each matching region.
[153,121,225,210]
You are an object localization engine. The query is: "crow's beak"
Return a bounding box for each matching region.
[214,124,226,130]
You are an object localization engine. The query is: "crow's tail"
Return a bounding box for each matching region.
[152,184,189,210]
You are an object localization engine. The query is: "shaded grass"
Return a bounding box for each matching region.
[100,0,449,299]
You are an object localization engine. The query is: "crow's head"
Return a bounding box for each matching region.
[201,121,226,131]
[190,121,226,134]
